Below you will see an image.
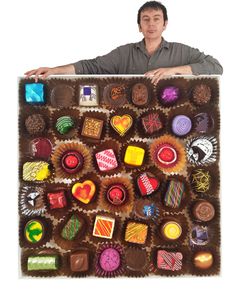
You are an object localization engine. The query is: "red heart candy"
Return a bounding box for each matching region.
[137,172,160,196]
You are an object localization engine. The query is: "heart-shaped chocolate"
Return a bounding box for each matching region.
[137,172,160,196]
[72,180,96,204]
[111,114,133,136]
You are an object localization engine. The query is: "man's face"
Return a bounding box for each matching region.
[139,8,167,40]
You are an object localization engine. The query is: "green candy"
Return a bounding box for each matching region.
[27,255,59,271]
[61,214,81,240]
[56,116,74,134]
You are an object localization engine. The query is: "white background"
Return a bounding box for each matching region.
[0,0,235,288]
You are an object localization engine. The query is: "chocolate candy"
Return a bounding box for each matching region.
[134,199,159,220]
[24,219,44,243]
[171,115,192,136]
[79,85,99,106]
[20,186,45,216]
[72,180,96,204]
[29,138,52,160]
[25,114,46,135]
[193,112,214,133]
[61,214,84,241]
[190,169,211,193]
[103,84,127,106]
[187,136,217,165]
[131,83,149,107]
[159,86,180,105]
[141,112,163,134]
[125,248,146,271]
[99,248,121,272]
[25,83,45,104]
[81,117,103,139]
[156,144,177,167]
[137,172,160,196]
[27,255,59,271]
[157,250,183,271]
[93,215,115,239]
[110,114,133,136]
[95,149,118,172]
[47,191,67,210]
[125,222,148,244]
[23,161,50,181]
[190,225,209,246]
[161,220,182,241]
[107,184,126,205]
[192,200,215,222]
[70,251,89,272]
[193,251,213,269]
[51,84,75,108]
[192,84,211,106]
[164,180,184,209]
[56,116,74,134]
[124,145,145,166]
[61,150,84,174]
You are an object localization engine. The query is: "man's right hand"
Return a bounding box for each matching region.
[24,67,56,82]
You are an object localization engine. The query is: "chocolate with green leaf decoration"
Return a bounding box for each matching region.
[24,220,44,243]
[56,116,74,134]
[61,214,83,240]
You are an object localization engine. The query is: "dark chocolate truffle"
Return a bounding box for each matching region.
[25,114,46,135]
[51,84,75,108]
[29,137,52,160]
[134,199,159,220]
[131,83,149,107]
[193,112,214,133]
[159,86,180,105]
[192,84,211,105]
[190,169,211,193]
[125,248,146,271]
[70,251,89,272]
[192,200,215,222]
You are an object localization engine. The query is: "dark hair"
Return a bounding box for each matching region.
[137,1,168,24]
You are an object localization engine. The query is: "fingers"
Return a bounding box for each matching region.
[145,69,163,85]
[24,67,50,82]
[24,69,37,78]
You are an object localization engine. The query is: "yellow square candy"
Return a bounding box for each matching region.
[124,146,145,166]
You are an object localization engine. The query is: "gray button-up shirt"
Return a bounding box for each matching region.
[73,39,223,75]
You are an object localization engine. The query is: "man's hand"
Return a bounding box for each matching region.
[145,65,192,85]
[25,67,56,82]
[24,64,76,82]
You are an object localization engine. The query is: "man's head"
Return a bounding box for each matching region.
[138,1,168,40]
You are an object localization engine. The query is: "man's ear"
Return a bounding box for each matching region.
[163,20,168,30]
[138,24,142,32]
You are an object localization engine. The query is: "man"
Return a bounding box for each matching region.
[25,1,223,84]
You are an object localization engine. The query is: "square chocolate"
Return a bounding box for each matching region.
[70,251,89,272]
[79,85,99,106]
[81,117,103,139]
[25,83,45,104]
[47,191,67,209]
[95,149,118,172]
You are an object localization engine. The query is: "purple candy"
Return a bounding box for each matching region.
[99,248,120,272]
[190,225,209,246]
[172,115,192,136]
[160,86,180,104]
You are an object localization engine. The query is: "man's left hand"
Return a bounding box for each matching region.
[145,67,176,85]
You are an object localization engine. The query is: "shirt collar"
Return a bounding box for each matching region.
[135,38,170,51]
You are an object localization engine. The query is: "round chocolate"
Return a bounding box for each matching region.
[56,116,74,134]
[24,219,44,243]
[159,86,180,105]
[25,114,46,135]
[193,251,213,269]
[190,225,209,246]
[172,115,192,136]
[106,184,127,205]
[192,200,215,222]
[134,199,159,220]
[190,169,211,193]
[29,137,52,160]
[99,248,121,272]
[61,150,84,174]
[51,84,75,108]
[125,248,146,271]
[161,220,182,240]
[193,112,214,133]
[192,84,211,106]
[131,83,149,107]
[156,144,177,167]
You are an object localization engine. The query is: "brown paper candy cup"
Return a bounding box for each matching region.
[19,216,52,249]
[51,141,92,180]
[98,177,135,215]
[54,209,90,250]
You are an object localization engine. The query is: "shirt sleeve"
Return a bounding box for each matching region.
[73,47,121,74]
[186,46,223,75]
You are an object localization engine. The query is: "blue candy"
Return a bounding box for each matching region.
[25,83,45,104]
